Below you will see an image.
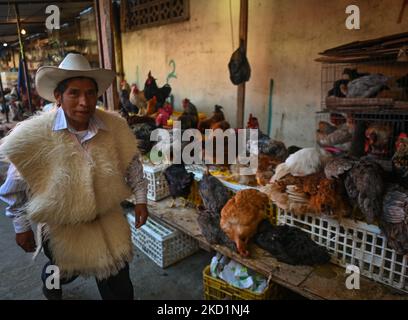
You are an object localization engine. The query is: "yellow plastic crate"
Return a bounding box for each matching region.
[203,265,278,300]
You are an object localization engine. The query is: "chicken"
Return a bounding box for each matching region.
[163,164,195,207]
[130,122,158,155]
[197,207,237,250]
[220,189,269,257]
[271,148,330,182]
[260,183,289,210]
[119,81,138,114]
[328,79,349,97]
[155,103,173,127]
[346,74,389,98]
[198,172,231,214]
[146,96,157,116]
[343,68,369,81]
[178,98,199,130]
[198,105,226,133]
[344,160,385,224]
[309,178,350,218]
[210,121,231,131]
[143,71,172,109]
[246,130,288,160]
[256,153,282,186]
[324,157,355,179]
[129,84,147,116]
[365,123,393,158]
[254,221,331,266]
[246,113,259,129]
[380,184,408,255]
[392,133,408,188]
[316,123,353,151]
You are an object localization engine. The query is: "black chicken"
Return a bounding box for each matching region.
[328,79,349,97]
[198,173,231,213]
[143,71,172,109]
[254,220,331,266]
[197,206,236,251]
[130,122,158,155]
[344,160,384,224]
[163,164,195,207]
[178,98,199,130]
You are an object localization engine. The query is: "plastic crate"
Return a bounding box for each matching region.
[277,208,408,293]
[203,265,278,300]
[143,163,170,201]
[127,214,199,268]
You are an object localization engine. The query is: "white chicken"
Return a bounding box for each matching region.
[271,148,331,182]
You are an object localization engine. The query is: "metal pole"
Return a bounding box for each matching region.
[14,3,34,114]
[0,73,10,123]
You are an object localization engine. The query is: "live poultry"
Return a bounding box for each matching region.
[163,164,195,208]
[129,84,147,116]
[316,121,354,152]
[271,147,331,182]
[246,113,259,129]
[364,123,393,158]
[197,206,237,251]
[246,130,288,160]
[155,103,173,127]
[328,79,349,98]
[198,172,231,214]
[220,189,270,257]
[254,221,331,266]
[392,133,408,188]
[198,105,226,133]
[130,121,158,155]
[178,98,199,130]
[229,161,258,186]
[210,120,231,131]
[380,184,408,255]
[344,160,385,224]
[346,74,389,98]
[197,173,235,249]
[146,96,158,116]
[119,81,138,114]
[143,71,172,109]
[256,153,282,186]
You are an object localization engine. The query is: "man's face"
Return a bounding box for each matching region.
[55,78,98,130]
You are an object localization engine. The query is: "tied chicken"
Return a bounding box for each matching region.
[254,221,331,266]
[220,189,269,257]
[197,173,235,249]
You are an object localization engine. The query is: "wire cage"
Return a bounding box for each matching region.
[316,109,408,161]
[321,61,408,110]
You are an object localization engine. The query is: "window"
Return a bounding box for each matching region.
[121,0,190,32]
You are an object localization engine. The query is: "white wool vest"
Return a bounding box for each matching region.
[0,109,139,280]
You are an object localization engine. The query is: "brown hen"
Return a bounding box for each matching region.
[220,189,269,257]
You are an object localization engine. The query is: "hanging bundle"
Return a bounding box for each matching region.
[228,40,251,85]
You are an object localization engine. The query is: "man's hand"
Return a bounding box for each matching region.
[16,230,36,253]
[134,204,148,229]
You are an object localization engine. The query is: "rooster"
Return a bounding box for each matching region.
[143,71,172,109]
[198,105,226,133]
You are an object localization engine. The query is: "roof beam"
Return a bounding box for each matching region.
[0,1,90,4]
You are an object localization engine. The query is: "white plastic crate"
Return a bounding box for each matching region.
[127,214,199,268]
[277,208,408,293]
[143,163,170,201]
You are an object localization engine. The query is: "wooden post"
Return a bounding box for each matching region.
[94,0,119,110]
[112,1,124,83]
[14,3,34,114]
[237,0,248,129]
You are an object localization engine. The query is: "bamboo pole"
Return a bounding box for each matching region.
[14,3,34,114]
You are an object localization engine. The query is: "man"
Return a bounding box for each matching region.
[0,53,148,300]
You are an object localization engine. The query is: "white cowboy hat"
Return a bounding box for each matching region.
[35,53,116,102]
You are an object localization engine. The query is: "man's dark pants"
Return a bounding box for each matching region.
[41,240,134,300]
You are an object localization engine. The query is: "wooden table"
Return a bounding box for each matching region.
[146,198,408,300]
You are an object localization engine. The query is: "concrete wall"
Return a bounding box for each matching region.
[121,0,408,147]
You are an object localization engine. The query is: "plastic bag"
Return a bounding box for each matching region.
[228,42,251,85]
